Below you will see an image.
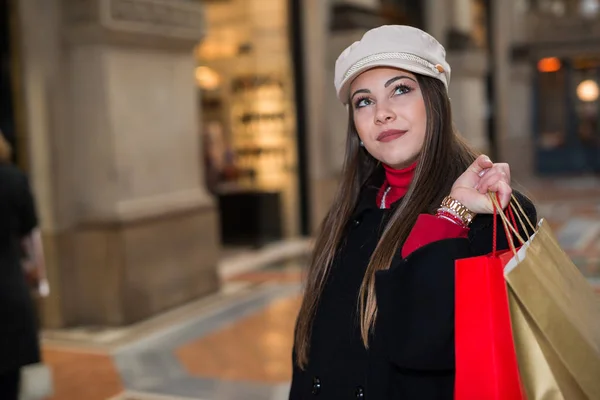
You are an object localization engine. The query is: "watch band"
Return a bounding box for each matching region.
[440,196,476,226]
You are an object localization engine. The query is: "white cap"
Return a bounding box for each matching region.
[334,25,451,104]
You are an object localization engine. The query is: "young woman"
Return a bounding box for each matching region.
[289,25,536,399]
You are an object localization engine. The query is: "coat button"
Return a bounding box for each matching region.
[311,377,321,395]
[352,218,361,227]
[355,385,365,398]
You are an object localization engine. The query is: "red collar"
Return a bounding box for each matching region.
[375,162,417,209]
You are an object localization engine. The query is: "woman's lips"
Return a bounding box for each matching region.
[377,129,407,142]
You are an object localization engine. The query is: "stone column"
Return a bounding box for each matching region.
[448,0,474,49]
[453,0,473,33]
[446,51,490,153]
[505,61,536,179]
[301,0,333,232]
[492,0,520,173]
[18,0,220,328]
[495,0,536,179]
[425,0,451,47]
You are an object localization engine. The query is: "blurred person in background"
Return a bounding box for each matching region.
[290,26,536,399]
[0,131,46,399]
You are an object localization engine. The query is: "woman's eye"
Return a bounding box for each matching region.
[394,84,411,95]
[355,98,372,108]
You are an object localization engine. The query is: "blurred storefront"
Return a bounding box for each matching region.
[493,0,600,177]
[195,0,302,248]
[533,55,600,174]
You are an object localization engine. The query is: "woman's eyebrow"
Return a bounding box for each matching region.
[351,75,417,100]
[351,88,370,100]
[384,75,416,87]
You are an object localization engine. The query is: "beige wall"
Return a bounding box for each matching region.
[17,0,69,327]
[302,0,336,231]
[425,0,450,47]
[492,0,536,179]
[69,45,210,223]
[446,50,490,153]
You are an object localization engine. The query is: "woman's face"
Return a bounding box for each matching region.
[350,67,427,169]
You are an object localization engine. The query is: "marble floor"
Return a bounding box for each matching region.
[41,185,600,400]
[42,263,305,400]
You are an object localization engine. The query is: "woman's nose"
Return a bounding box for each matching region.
[375,107,396,124]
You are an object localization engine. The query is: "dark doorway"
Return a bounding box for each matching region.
[288,0,311,236]
[0,0,17,162]
[534,56,600,175]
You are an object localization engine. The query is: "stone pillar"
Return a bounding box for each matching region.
[492,0,518,172]
[425,0,451,47]
[453,0,473,33]
[504,61,536,179]
[448,0,474,49]
[301,0,333,232]
[446,51,490,153]
[18,0,220,328]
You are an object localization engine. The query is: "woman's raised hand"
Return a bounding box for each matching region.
[450,154,511,214]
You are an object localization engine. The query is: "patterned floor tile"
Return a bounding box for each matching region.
[43,347,123,400]
[176,295,302,383]
[111,284,300,399]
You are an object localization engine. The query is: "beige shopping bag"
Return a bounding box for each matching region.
[492,195,600,399]
[508,288,589,400]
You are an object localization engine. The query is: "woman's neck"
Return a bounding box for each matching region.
[377,161,417,208]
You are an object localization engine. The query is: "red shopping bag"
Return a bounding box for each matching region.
[454,200,526,400]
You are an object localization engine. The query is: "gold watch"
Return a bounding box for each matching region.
[440,196,476,226]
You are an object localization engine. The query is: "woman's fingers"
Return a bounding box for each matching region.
[486,180,512,209]
[451,158,513,214]
[497,163,511,182]
[469,154,494,176]
[477,170,506,193]
[476,163,511,193]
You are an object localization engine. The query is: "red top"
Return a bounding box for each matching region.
[377,163,469,258]
[376,162,417,208]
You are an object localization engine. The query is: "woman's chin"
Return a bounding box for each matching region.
[379,153,416,169]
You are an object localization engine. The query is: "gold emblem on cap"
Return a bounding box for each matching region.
[435,64,445,73]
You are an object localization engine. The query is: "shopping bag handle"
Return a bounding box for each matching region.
[509,194,537,235]
[489,192,536,257]
[491,192,519,257]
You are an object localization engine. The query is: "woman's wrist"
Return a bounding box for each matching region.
[436,195,476,227]
[436,210,466,227]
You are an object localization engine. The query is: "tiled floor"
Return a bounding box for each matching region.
[43,347,124,400]
[41,182,600,400]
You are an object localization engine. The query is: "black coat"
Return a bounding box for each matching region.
[289,172,536,400]
[0,164,41,373]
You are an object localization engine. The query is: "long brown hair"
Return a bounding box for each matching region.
[294,74,479,369]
